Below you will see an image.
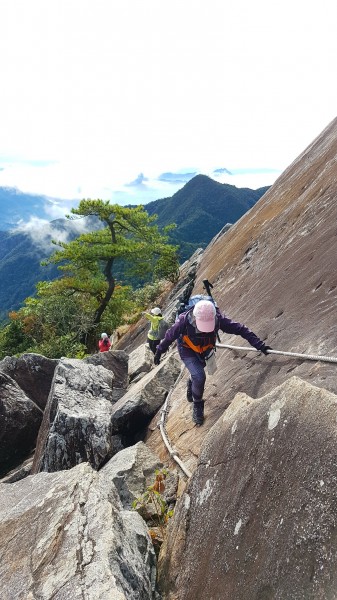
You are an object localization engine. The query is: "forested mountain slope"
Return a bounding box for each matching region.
[0,230,57,321]
[145,174,269,259]
[0,187,56,230]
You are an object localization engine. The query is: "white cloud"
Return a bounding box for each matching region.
[15,214,95,253]
[0,0,336,204]
[15,217,71,253]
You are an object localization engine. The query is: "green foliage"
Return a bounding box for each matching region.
[43,200,179,342]
[47,201,178,278]
[0,280,138,359]
[0,286,89,359]
[0,198,180,358]
[131,281,167,307]
[28,335,88,360]
[94,284,137,331]
[154,249,180,282]
[0,319,35,359]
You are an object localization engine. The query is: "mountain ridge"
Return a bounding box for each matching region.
[145,174,269,257]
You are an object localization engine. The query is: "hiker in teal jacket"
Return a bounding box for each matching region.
[142,307,165,355]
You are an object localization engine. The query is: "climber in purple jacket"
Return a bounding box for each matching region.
[154,300,271,426]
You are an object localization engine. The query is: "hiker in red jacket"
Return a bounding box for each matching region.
[154,300,271,426]
[98,332,111,352]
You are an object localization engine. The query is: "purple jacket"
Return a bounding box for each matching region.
[157,308,265,359]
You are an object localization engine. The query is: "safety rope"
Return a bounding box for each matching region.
[216,344,337,364]
[157,343,337,480]
[157,362,192,479]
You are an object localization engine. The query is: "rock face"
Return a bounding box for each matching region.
[31,351,181,476]
[84,350,129,401]
[0,372,42,476]
[100,441,163,509]
[0,453,34,483]
[32,358,123,474]
[0,353,58,410]
[0,353,58,476]
[111,352,181,439]
[128,343,154,383]
[0,462,156,599]
[146,116,337,473]
[195,117,337,405]
[158,376,337,599]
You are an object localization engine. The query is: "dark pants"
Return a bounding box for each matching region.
[148,338,160,355]
[180,352,206,402]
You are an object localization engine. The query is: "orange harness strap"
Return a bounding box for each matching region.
[182,335,214,354]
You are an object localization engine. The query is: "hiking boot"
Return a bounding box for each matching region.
[192,401,204,426]
[186,378,193,402]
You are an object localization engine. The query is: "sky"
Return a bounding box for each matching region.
[0,0,336,215]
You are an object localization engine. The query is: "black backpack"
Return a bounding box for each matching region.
[176,294,217,320]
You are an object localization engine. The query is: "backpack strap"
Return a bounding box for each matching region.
[179,310,217,353]
[181,335,215,354]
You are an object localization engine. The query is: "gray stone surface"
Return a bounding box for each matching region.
[158,377,337,599]
[128,343,153,382]
[0,352,58,410]
[101,441,163,508]
[111,352,181,436]
[0,462,156,599]
[0,371,42,476]
[32,358,123,473]
[85,350,129,401]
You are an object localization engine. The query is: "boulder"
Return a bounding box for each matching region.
[84,350,129,401]
[0,462,156,599]
[32,358,123,474]
[158,376,337,599]
[111,352,181,440]
[128,343,153,383]
[0,372,42,477]
[101,441,163,509]
[0,453,34,483]
[101,440,179,512]
[0,352,58,410]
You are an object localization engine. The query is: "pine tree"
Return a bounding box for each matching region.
[43,200,179,348]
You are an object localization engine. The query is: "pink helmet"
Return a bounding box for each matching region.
[193,300,216,332]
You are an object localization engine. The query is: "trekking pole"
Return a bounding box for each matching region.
[216,343,337,364]
[202,279,213,298]
[202,279,221,342]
